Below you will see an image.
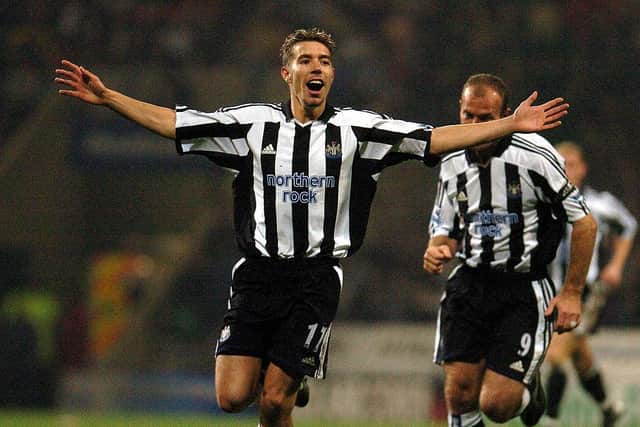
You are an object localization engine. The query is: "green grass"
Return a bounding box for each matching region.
[1,400,637,427]
[0,411,446,427]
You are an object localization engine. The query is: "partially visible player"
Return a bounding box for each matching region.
[541,142,637,427]
[424,74,596,427]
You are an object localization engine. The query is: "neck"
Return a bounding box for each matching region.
[471,140,498,164]
[291,97,325,123]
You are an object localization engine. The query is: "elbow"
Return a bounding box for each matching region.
[164,127,177,140]
[156,111,176,139]
[164,110,177,139]
[428,129,443,154]
[429,133,446,155]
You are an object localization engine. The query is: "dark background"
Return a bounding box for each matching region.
[0,1,638,402]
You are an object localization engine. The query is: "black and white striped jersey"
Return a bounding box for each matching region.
[429,133,590,274]
[175,101,438,259]
[550,185,637,287]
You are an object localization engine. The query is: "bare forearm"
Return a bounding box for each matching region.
[430,116,516,154]
[429,92,569,154]
[103,88,176,139]
[564,214,597,294]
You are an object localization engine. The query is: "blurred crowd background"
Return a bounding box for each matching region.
[1,0,638,411]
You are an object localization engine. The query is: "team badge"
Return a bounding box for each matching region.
[456,191,468,203]
[325,140,341,159]
[507,182,522,199]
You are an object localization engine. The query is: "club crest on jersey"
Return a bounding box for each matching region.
[456,191,468,203]
[325,141,341,159]
[507,182,522,199]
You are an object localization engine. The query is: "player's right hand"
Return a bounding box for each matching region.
[55,59,108,105]
[423,245,453,275]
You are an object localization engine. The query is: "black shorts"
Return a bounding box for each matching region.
[434,265,556,385]
[215,257,342,380]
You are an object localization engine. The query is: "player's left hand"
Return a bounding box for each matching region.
[545,288,581,334]
[512,91,570,132]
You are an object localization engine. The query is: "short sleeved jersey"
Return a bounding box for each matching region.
[429,133,589,273]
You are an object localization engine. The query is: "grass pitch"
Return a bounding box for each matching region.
[0,411,446,427]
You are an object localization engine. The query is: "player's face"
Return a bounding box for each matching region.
[459,86,505,125]
[281,41,334,116]
[557,148,587,187]
[459,85,506,155]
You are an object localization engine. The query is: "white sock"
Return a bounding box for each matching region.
[448,410,483,426]
[517,387,531,415]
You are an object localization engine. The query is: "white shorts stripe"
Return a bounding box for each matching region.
[433,290,447,364]
[524,278,553,383]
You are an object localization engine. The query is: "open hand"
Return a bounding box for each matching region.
[55,59,108,105]
[513,91,569,132]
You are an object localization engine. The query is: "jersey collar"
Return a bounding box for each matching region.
[465,135,512,164]
[282,100,336,123]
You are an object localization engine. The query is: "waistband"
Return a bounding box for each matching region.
[243,256,340,268]
[461,264,548,281]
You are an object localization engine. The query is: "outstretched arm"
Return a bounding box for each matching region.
[429,91,569,154]
[55,59,176,139]
[545,214,597,333]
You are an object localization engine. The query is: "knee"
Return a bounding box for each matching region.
[480,390,519,423]
[445,379,480,412]
[216,390,255,413]
[480,401,513,423]
[260,385,294,419]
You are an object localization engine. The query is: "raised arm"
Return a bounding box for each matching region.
[429,91,569,154]
[55,60,176,139]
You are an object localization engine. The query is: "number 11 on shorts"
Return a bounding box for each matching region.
[305,323,328,352]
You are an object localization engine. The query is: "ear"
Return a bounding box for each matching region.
[281,66,291,84]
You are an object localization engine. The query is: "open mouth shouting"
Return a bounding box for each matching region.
[306,79,325,96]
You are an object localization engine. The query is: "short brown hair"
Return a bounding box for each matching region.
[280,28,336,66]
[462,73,510,115]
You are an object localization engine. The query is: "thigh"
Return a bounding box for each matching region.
[215,354,262,400]
[545,331,576,365]
[480,369,526,410]
[214,259,282,359]
[487,276,555,386]
[215,317,272,358]
[263,361,301,398]
[434,267,487,365]
[269,264,342,380]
